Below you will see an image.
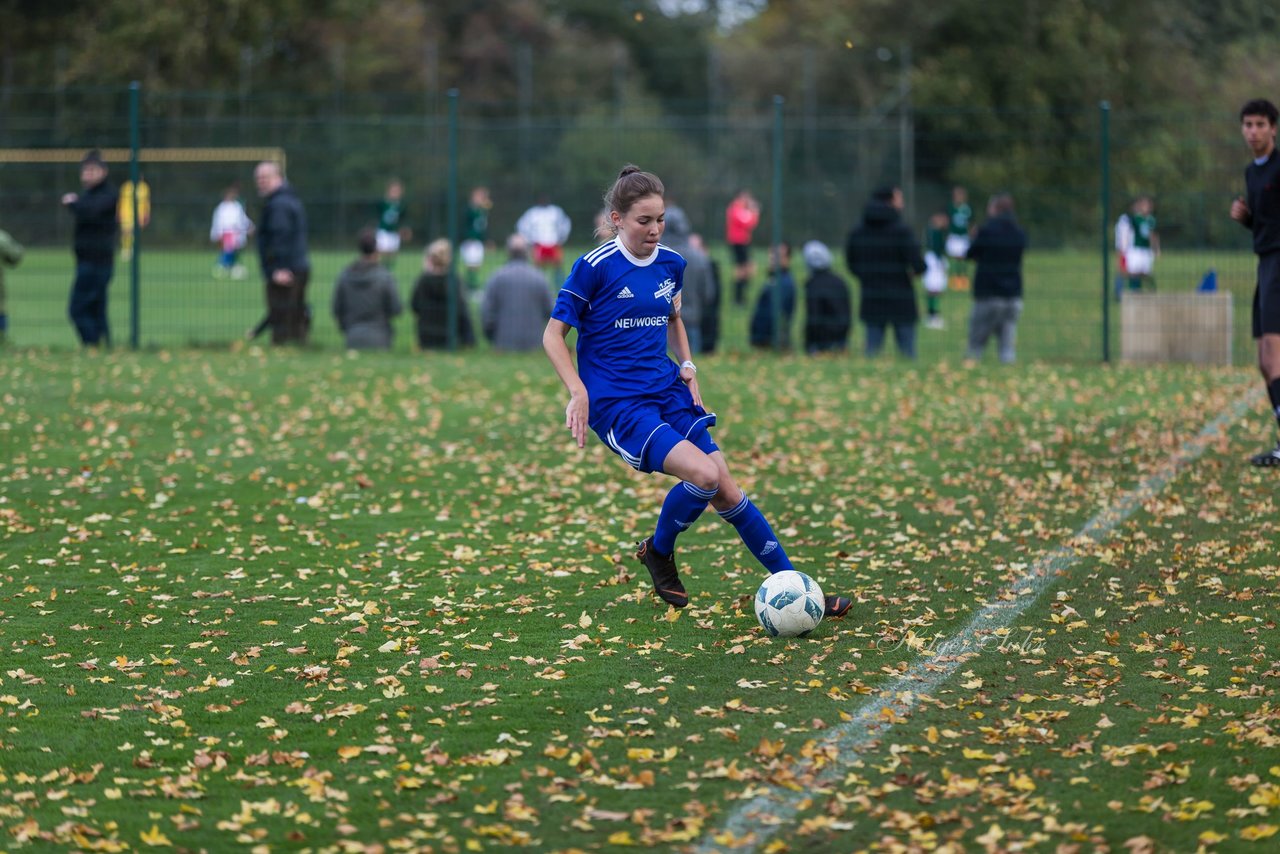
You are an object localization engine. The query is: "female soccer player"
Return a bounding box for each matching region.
[542,165,851,618]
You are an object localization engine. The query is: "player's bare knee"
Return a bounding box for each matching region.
[688,460,720,495]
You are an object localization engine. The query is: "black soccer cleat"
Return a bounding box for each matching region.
[635,536,688,608]
[823,595,852,619]
[1249,443,1280,467]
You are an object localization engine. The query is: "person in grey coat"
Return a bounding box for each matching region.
[332,228,403,350]
[480,234,553,351]
[662,203,716,354]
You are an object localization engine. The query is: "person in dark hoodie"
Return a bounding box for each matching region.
[332,228,403,350]
[844,185,926,359]
[61,149,119,347]
[255,160,311,345]
[801,240,851,353]
[749,241,796,349]
[965,192,1028,364]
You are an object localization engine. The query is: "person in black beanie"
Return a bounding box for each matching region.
[61,149,119,347]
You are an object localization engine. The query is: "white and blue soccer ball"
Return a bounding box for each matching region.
[754,570,824,637]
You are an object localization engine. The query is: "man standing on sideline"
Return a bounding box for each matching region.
[845,186,926,359]
[255,160,311,345]
[1231,98,1280,466]
[61,149,119,347]
[965,193,1028,364]
[480,234,552,352]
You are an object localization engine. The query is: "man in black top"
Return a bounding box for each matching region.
[61,149,119,347]
[845,186,926,359]
[1230,98,1280,466]
[255,160,312,345]
[965,193,1028,364]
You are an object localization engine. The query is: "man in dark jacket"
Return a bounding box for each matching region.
[845,186,926,358]
[61,149,119,347]
[255,160,311,345]
[332,228,403,350]
[801,240,851,353]
[965,193,1028,363]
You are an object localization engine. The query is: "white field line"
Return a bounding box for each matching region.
[696,389,1257,853]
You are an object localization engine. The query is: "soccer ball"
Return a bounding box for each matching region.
[754,570,824,637]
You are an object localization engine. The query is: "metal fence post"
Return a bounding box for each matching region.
[129,81,141,350]
[771,94,785,349]
[1100,100,1111,363]
[446,88,460,352]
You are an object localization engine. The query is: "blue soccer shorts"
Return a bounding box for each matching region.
[592,381,718,474]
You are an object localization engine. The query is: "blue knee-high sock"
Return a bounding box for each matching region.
[718,494,794,574]
[653,481,717,555]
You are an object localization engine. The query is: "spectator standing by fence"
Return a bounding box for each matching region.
[61,149,118,348]
[1231,98,1280,466]
[0,226,22,345]
[255,160,311,345]
[845,186,925,359]
[725,189,760,306]
[332,228,402,351]
[480,234,552,352]
[965,193,1028,364]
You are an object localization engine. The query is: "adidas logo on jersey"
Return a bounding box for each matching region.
[616,286,635,299]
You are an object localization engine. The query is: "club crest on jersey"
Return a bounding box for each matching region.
[653,278,676,304]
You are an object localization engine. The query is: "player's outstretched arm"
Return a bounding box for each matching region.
[543,318,589,449]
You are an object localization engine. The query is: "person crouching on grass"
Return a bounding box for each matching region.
[542,164,851,619]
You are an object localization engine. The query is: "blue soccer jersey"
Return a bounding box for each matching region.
[552,237,687,412]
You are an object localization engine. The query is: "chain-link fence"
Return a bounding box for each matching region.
[0,85,1259,361]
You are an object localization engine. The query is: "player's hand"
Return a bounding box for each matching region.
[61,193,78,206]
[683,373,703,409]
[1231,197,1251,223]
[272,269,295,286]
[565,391,589,449]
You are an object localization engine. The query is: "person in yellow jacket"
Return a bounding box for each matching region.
[118,176,151,261]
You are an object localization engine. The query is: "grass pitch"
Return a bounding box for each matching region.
[1,348,1277,852]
